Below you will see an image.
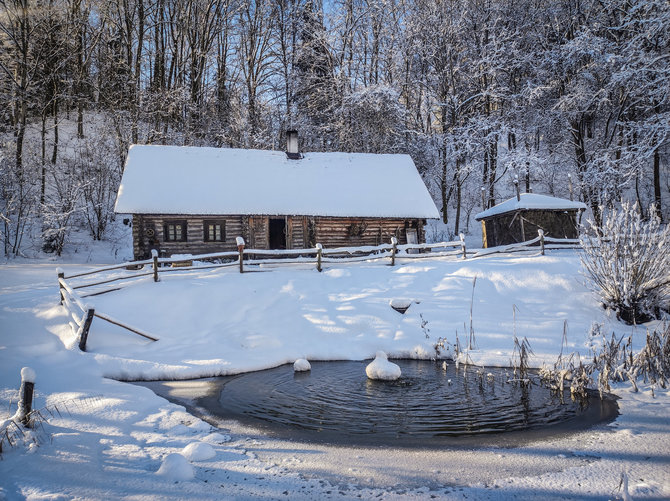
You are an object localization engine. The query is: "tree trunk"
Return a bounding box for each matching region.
[51,97,59,165]
[571,117,601,226]
[41,112,46,205]
[454,159,462,235]
[653,148,662,222]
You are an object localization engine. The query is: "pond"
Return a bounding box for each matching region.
[137,360,618,447]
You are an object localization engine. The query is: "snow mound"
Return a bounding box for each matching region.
[366,351,401,381]
[294,358,311,372]
[203,432,231,444]
[155,453,194,481]
[182,442,216,461]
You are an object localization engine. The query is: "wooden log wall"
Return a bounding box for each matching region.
[133,214,244,259]
[132,214,428,258]
[312,217,424,248]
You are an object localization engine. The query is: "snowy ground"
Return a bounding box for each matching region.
[1,249,669,500]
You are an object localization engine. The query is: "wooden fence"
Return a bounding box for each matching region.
[58,267,159,352]
[57,231,580,351]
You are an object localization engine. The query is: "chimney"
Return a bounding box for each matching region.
[286,130,300,160]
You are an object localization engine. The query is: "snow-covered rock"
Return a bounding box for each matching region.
[182,442,216,461]
[293,358,311,372]
[365,351,401,381]
[155,453,194,481]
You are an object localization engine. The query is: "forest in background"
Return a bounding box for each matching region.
[0,0,668,257]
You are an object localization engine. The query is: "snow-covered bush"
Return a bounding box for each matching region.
[580,202,670,324]
[541,323,670,399]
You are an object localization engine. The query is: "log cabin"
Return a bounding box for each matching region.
[474,193,587,248]
[115,135,439,260]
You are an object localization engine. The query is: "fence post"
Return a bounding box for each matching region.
[17,367,36,427]
[538,229,545,255]
[236,236,245,273]
[78,307,95,352]
[151,249,159,282]
[459,233,466,259]
[390,236,398,266]
[57,268,65,304]
[315,243,323,272]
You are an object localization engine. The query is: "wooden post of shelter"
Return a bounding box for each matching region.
[57,269,65,304]
[316,243,323,272]
[236,236,245,273]
[17,367,35,427]
[459,233,466,259]
[78,307,95,352]
[151,249,159,282]
[390,236,398,266]
[538,229,545,255]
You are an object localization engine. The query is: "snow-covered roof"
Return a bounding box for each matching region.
[115,145,440,219]
[474,193,587,220]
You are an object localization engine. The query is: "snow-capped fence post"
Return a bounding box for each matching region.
[78,307,95,351]
[57,269,65,304]
[390,236,398,266]
[151,249,159,282]
[17,367,35,427]
[538,229,545,255]
[315,243,323,272]
[236,237,245,273]
[459,233,466,259]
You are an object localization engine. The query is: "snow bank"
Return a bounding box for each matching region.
[55,251,636,380]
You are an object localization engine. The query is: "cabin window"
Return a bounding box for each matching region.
[164,221,187,242]
[204,220,225,242]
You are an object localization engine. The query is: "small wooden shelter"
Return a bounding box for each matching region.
[115,139,439,260]
[474,193,586,248]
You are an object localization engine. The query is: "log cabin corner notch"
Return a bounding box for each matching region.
[115,143,439,260]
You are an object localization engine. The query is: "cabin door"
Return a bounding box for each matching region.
[269,217,287,250]
[406,228,418,254]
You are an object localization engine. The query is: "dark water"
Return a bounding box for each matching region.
[137,360,619,447]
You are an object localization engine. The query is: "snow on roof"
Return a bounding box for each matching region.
[114,145,440,219]
[474,193,587,220]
